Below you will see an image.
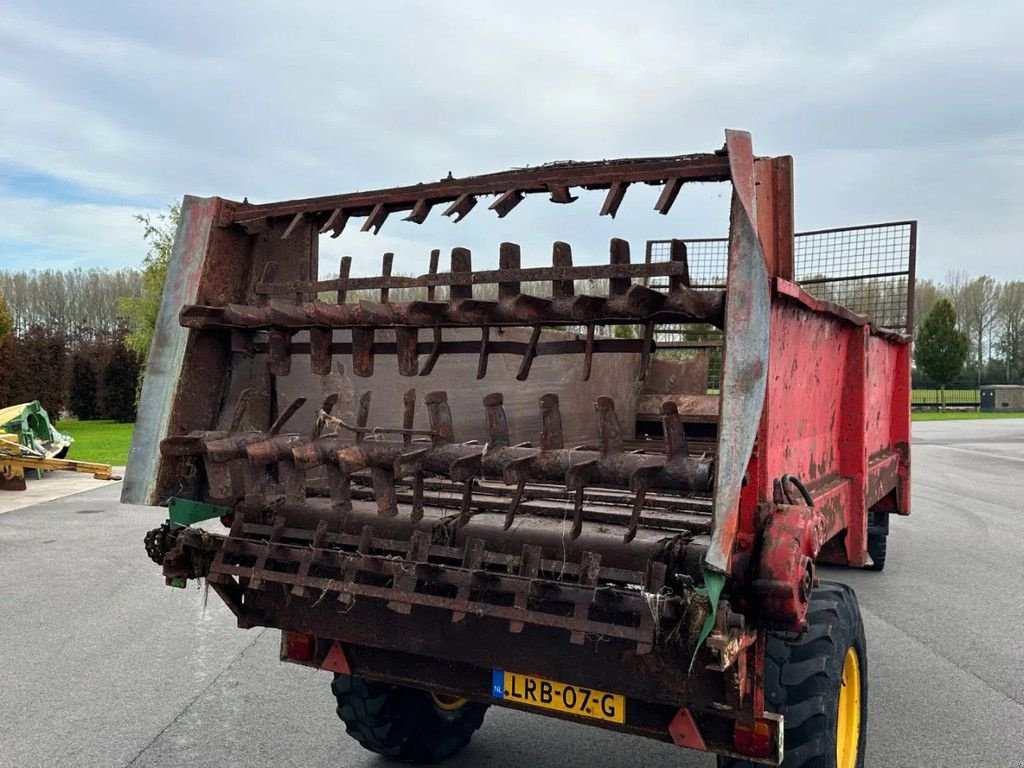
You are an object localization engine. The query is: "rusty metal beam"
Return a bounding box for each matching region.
[227,153,731,228]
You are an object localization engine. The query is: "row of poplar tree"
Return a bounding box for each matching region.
[0,208,175,422]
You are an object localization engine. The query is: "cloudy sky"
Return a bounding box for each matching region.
[0,1,1020,280]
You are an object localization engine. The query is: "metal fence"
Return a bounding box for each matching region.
[647,220,918,389]
[911,388,980,409]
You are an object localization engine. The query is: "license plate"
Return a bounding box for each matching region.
[491,670,625,724]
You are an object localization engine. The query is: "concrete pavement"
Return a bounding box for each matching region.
[1,420,1022,767]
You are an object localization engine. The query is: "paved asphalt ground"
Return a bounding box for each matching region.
[2,420,1022,768]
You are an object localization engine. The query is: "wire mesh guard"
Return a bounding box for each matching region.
[647,221,916,388]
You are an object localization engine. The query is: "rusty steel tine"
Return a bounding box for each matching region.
[424,391,455,444]
[476,326,491,379]
[361,202,389,234]
[320,208,350,238]
[551,242,574,298]
[625,467,657,544]
[539,393,564,450]
[510,545,542,632]
[402,389,416,447]
[669,239,691,289]
[654,177,683,215]
[269,397,307,435]
[396,327,419,376]
[599,181,629,218]
[386,530,430,614]
[570,486,587,540]
[379,253,394,302]
[371,467,399,517]
[351,328,374,377]
[489,189,525,218]
[661,401,689,458]
[595,396,624,455]
[515,326,542,381]
[450,248,473,301]
[451,538,486,622]
[609,238,631,297]
[337,256,351,304]
[498,242,521,299]
[281,212,305,240]
[327,462,352,515]
[419,327,443,376]
[410,471,425,523]
[426,249,440,300]
[228,389,253,433]
[565,458,598,539]
[404,198,433,224]
[483,393,510,448]
[309,327,333,375]
[638,322,655,381]
[443,193,477,222]
[457,481,475,528]
[547,185,577,204]
[355,391,371,443]
[290,519,329,597]
[582,324,595,381]
[267,330,292,376]
[570,551,602,644]
[503,472,528,530]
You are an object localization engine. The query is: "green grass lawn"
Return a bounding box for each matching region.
[55,420,134,466]
[912,411,1024,422]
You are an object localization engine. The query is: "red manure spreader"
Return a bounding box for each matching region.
[125,130,913,767]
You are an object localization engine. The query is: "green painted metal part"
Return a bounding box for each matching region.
[167,497,231,529]
[689,570,727,671]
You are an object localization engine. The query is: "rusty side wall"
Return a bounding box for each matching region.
[757,298,852,497]
[750,281,910,565]
[123,200,319,505]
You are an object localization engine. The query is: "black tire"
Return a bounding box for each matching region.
[331,674,488,763]
[719,581,867,768]
[864,532,887,572]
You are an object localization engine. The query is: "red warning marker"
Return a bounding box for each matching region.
[320,641,351,675]
[668,707,707,751]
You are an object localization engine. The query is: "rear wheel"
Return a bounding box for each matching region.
[865,533,887,571]
[864,510,888,571]
[331,674,488,763]
[719,581,867,767]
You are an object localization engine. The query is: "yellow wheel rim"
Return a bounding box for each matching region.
[836,647,862,768]
[431,692,468,712]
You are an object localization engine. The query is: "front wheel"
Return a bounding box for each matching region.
[719,581,867,767]
[331,674,488,763]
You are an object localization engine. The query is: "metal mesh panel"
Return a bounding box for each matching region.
[647,221,917,389]
[794,222,915,332]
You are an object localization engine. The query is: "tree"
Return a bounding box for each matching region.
[915,299,969,411]
[0,287,11,342]
[913,279,940,338]
[69,354,99,420]
[119,203,180,364]
[997,281,1024,382]
[102,342,141,422]
[959,275,1001,385]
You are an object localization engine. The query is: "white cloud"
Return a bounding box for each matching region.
[0,196,160,270]
[0,1,1021,279]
